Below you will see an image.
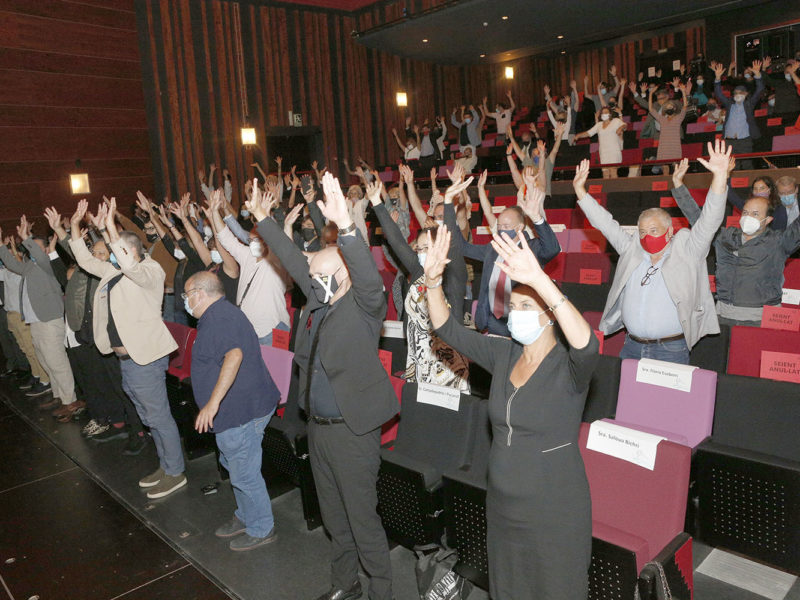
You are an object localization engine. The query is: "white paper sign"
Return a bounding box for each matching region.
[549,223,567,232]
[381,320,405,339]
[586,421,665,470]
[476,226,491,235]
[647,66,656,77]
[672,59,681,71]
[417,381,461,412]
[782,288,800,305]
[635,358,697,393]
[492,205,505,214]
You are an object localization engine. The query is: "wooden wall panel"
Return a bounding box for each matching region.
[0,0,153,229]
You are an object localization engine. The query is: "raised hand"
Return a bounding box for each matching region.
[713,62,725,79]
[573,159,591,196]
[365,179,384,207]
[70,199,89,236]
[628,81,637,95]
[609,65,617,77]
[422,224,451,284]
[446,162,465,184]
[478,169,488,188]
[751,59,762,76]
[275,156,282,167]
[443,176,474,205]
[672,157,690,188]
[521,180,545,222]
[543,84,551,95]
[318,172,352,228]
[399,163,414,184]
[490,230,546,287]
[245,179,269,221]
[284,203,304,229]
[136,190,154,215]
[16,215,30,240]
[697,139,732,176]
[44,207,62,231]
[90,202,109,229]
[536,139,547,158]
[763,55,772,69]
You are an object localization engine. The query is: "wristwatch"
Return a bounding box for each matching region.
[338,222,357,235]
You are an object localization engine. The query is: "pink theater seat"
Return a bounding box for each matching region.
[609,359,717,449]
[545,208,573,226]
[562,253,612,284]
[371,246,390,272]
[165,321,196,380]
[543,253,565,282]
[727,326,800,378]
[381,376,404,446]
[260,345,294,405]
[378,170,395,183]
[772,135,800,152]
[582,311,625,357]
[579,422,692,574]
[784,259,800,289]
[565,229,608,253]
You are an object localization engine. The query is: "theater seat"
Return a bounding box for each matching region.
[726,325,800,378]
[377,384,480,548]
[259,345,294,405]
[580,423,694,600]
[582,354,622,422]
[164,321,195,380]
[695,374,800,572]
[562,253,612,284]
[608,359,717,449]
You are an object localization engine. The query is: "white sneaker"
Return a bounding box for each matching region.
[81,419,105,437]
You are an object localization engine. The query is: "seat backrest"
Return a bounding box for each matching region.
[562,253,612,284]
[727,326,800,378]
[182,329,197,378]
[616,359,717,448]
[582,354,621,422]
[579,422,691,563]
[711,373,800,462]
[392,383,480,474]
[784,258,800,289]
[260,345,294,405]
[164,321,192,369]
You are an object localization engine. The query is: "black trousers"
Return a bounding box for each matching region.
[308,421,392,600]
[0,308,29,372]
[68,344,142,431]
[725,137,753,170]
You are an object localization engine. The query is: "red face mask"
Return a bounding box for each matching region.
[640,232,670,254]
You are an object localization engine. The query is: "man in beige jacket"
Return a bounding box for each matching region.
[69,199,186,500]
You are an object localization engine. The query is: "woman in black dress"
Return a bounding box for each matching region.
[423,206,599,599]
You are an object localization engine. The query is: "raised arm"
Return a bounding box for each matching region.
[671,158,702,227]
[573,160,634,254]
[366,180,418,274]
[476,170,496,229]
[400,164,429,229]
[686,139,733,255]
[203,194,239,279]
[173,193,211,267]
[67,200,116,279]
[391,127,406,153]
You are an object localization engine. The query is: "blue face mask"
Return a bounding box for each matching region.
[109,253,119,268]
[507,309,552,345]
[781,193,797,206]
[498,228,518,241]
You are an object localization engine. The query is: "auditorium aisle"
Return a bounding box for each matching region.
[1,378,799,600]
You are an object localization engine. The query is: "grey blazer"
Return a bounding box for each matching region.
[0,239,64,322]
[577,187,727,348]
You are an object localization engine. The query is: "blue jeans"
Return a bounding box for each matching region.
[619,335,690,365]
[258,321,290,346]
[119,355,186,476]
[216,412,275,537]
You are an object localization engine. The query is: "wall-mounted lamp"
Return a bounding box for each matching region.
[396,92,408,107]
[504,66,514,80]
[241,127,257,146]
[69,160,90,194]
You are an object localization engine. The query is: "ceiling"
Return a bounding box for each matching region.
[354,0,772,64]
[267,0,379,10]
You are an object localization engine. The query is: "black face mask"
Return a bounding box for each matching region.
[608,101,617,108]
[310,273,339,304]
[146,233,159,243]
[302,228,316,242]
[664,108,676,116]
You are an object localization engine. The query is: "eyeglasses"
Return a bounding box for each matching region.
[180,289,199,300]
[641,266,659,286]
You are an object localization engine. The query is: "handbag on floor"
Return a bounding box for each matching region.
[414,545,477,600]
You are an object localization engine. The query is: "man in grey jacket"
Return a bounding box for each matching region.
[671,159,800,326]
[572,140,731,364]
[0,216,77,415]
[451,105,481,148]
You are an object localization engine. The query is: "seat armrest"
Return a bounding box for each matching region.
[696,440,800,472]
[381,449,443,489]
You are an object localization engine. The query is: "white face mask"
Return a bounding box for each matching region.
[739,215,765,235]
[240,209,250,218]
[417,252,427,267]
[434,219,444,227]
[203,225,213,239]
[210,250,223,264]
[768,98,776,107]
[786,73,793,82]
[173,248,186,261]
[249,240,263,257]
[507,309,552,346]
[734,94,746,103]
[601,113,611,121]
[599,87,607,95]
[696,79,704,85]
[744,73,752,80]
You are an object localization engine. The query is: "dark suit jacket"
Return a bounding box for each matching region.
[257,218,399,435]
[714,76,765,139]
[462,222,561,336]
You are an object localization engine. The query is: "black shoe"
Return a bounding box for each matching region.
[122,433,147,456]
[18,376,37,390]
[25,381,51,397]
[0,367,14,378]
[92,425,128,443]
[314,581,362,600]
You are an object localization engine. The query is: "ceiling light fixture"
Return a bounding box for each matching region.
[502,16,508,20]
[557,35,564,39]
[479,54,486,58]
[561,50,566,54]
[422,38,428,43]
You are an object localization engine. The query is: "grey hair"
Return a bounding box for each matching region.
[187,271,224,297]
[638,208,672,228]
[119,231,144,259]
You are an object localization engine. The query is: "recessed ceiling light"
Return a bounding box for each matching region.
[502,16,508,20]
[483,22,488,26]
[557,35,564,39]
[422,39,428,43]
[479,54,486,58]
[561,50,566,54]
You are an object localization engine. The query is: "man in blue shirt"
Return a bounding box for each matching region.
[186,271,281,552]
[713,59,765,170]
